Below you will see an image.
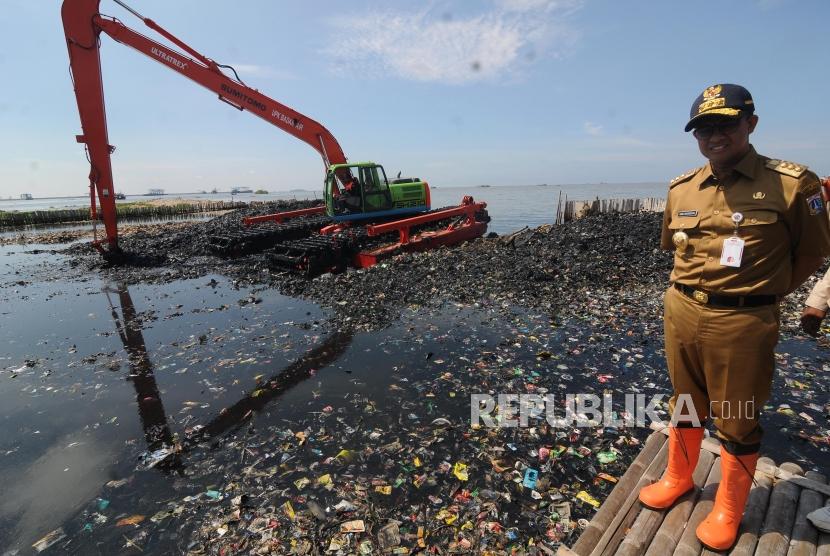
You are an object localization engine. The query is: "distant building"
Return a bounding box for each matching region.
[20,193,33,200]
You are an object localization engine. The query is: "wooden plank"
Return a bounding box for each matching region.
[756,462,805,556]
[673,456,722,556]
[589,437,671,556]
[728,458,775,556]
[571,431,668,555]
[787,471,827,556]
[644,450,715,556]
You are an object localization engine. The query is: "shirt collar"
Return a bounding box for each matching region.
[699,145,758,186]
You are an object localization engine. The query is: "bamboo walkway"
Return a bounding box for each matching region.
[560,424,830,556]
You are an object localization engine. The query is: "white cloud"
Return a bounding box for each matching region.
[324,1,583,85]
[583,121,603,136]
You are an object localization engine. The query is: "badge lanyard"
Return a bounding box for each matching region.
[720,212,744,267]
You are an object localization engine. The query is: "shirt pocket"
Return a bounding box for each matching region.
[739,209,778,227]
[735,209,779,252]
[668,213,702,232]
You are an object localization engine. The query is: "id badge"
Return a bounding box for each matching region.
[720,236,744,267]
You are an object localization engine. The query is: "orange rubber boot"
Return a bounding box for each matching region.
[696,448,758,551]
[639,426,704,509]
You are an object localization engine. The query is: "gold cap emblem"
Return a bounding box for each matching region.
[753,192,765,200]
[702,85,722,99]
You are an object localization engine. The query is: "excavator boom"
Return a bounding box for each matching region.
[62,0,347,252]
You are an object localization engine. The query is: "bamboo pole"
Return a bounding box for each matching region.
[0,200,252,229]
[756,461,806,556]
[559,196,667,223]
[728,459,775,556]
[673,456,722,556]
[588,437,671,556]
[571,431,668,555]
[787,471,826,556]
[819,518,830,556]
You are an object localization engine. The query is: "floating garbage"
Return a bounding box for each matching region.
[32,528,66,553]
[5,211,830,554]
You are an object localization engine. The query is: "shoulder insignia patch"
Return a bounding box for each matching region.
[807,192,824,216]
[669,167,701,188]
[765,159,808,178]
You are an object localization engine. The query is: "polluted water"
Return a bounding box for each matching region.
[1,209,827,554]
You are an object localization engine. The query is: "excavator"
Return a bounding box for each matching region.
[62,0,489,274]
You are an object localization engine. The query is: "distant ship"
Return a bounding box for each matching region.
[146,188,165,195]
[115,192,126,199]
[231,187,253,194]
[20,193,33,200]
[478,184,491,188]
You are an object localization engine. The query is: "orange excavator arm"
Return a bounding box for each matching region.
[62,0,347,253]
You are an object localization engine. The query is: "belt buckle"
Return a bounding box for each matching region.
[693,290,709,304]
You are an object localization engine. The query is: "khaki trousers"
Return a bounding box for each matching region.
[664,286,779,447]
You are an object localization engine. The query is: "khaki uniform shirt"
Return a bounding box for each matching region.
[661,146,830,296]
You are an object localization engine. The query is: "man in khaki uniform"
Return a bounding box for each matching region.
[638,84,830,551]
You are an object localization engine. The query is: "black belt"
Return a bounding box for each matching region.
[673,283,777,308]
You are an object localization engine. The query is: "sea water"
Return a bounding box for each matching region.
[0,182,667,236]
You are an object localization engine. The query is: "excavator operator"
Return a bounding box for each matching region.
[336,175,362,213]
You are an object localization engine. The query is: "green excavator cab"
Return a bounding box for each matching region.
[325,162,430,222]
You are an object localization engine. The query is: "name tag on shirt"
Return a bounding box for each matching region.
[720,236,744,268]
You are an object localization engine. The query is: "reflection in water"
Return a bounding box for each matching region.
[105,282,354,458]
[197,329,354,440]
[104,283,181,471]
[0,434,114,551]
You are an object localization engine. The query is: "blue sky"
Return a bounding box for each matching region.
[1,0,829,197]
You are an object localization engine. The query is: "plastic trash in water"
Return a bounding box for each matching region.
[576,490,601,508]
[522,468,539,489]
[32,528,66,553]
[452,462,469,481]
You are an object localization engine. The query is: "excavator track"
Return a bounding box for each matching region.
[267,231,364,277]
[266,206,490,276]
[207,214,332,256]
